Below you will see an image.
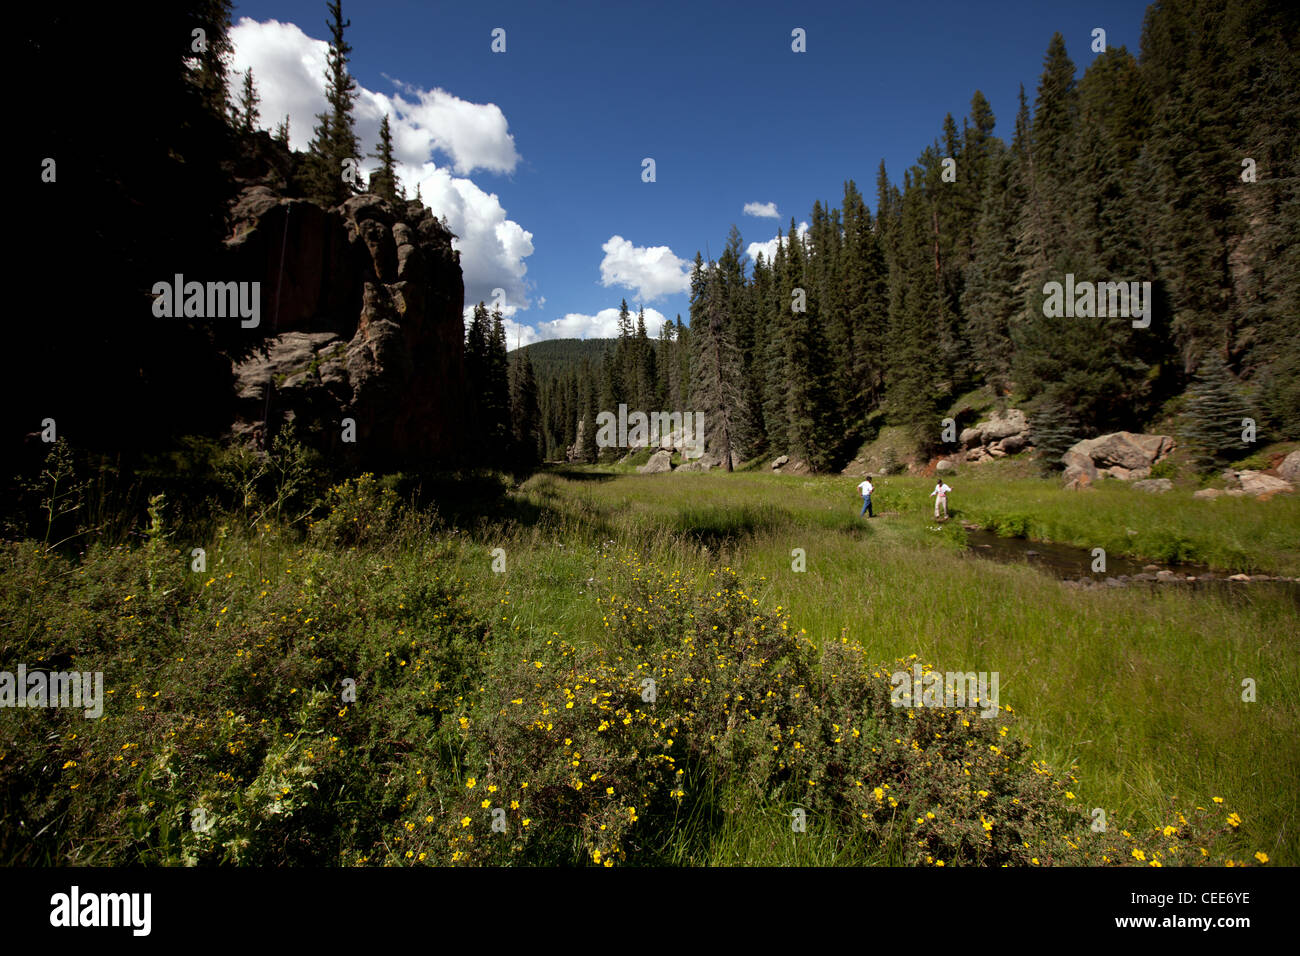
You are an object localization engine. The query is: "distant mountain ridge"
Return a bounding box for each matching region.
[515,337,616,382]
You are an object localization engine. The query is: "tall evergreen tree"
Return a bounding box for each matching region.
[236,68,260,135]
[464,303,490,455]
[1180,354,1253,472]
[1028,399,1080,474]
[190,0,234,122]
[483,309,513,461]
[689,258,744,469]
[577,358,600,463]
[961,141,1020,395]
[509,351,543,469]
[368,114,402,204]
[884,165,948,449]
[300,0,361,207]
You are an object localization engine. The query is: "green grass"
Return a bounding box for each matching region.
[483,467,1299,863]
[3,465,1294,866]
[947,462,1300,574]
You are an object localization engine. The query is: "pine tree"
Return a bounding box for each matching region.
[190,0,234,122]
[761,237,792,453]
[779,220,837,469]
[274,114,291,146]
[961,141,1020,395]
[464,303,490,455]
[577,359,600,463]
[1180,355,1253,472]
[1028,399,1079,474]
[484,309,513,462]
[509,351,543,469]
[884,165,947,449]
[634,307,657,410]
[368,114,401,204]
[837,179,888,429]
[236,68,260,135]
[690,258,744,470]
[657,318,677,411]
[300,0,361,207]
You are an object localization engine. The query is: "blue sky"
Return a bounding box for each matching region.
[228,0,1150,347]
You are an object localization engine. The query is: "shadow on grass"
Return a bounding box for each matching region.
[543,467,620,483]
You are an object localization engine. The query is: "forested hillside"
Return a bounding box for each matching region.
[533,0,1299,472]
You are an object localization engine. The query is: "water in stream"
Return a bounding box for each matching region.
[962,526,1300,606]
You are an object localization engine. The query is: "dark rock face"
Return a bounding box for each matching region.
[225,186,466,469]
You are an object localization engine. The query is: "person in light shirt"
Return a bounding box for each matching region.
[857,475,874,518]
[930,479,952,519]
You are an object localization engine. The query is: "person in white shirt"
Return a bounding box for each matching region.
[930,479,952,519]
[857,476,875,518]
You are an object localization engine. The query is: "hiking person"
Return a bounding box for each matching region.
[930,479,952,520]
[857,475,875,518]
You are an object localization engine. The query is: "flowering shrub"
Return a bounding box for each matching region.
[0,534,1261,867]
[425,557,1239,867]
[309,473,401,548]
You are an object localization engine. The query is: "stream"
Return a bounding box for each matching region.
[962,526,1300,604]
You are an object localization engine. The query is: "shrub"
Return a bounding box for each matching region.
[0,536,1249,868]
[309,473,401,548]
[1149,459,1177,480]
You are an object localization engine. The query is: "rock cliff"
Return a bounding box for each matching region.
[224,184,466,469]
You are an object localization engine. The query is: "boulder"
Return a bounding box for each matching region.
[1061,452,1099,482]
[1277,451,1300,484]
[1193,488,1225,500]
[1236,471,1294,496]
[772,455,790,469]
[1063,466,1093,491]
[637,450,674,474]
[957,408,1031,462]
[996,434,1027,455]
[1066,432,1175,472]
[936,458,957,473]
[1131,478,1173,494]
[979,408,1028,442]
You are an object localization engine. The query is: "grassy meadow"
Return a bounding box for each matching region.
[1,462,1295,866]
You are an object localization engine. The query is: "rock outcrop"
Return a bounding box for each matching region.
[225,187,466,468]
[961,409,1033,462]
[1061,431,1175,486]
[1236,471,1293,496]
[1278,451,1300,484]
[637,450,674,474]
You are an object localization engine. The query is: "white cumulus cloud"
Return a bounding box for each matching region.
[529,306,670,342]
[743,201,779,219]
[599,237,691,301]
[746,221,809,264]
[385,82,520,176]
